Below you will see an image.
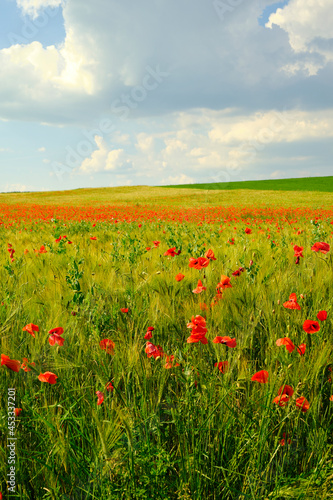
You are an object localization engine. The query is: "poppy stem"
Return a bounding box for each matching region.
[307,334,312,351]
[315,254,329,267]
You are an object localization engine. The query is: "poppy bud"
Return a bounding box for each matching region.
[272,309,275,314]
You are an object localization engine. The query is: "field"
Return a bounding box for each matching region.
[162,176,333,193]
[0,186,332,499]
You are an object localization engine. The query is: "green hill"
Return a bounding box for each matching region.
[162,176,333,192]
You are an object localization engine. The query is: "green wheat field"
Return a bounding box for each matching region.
[0,181,332,499]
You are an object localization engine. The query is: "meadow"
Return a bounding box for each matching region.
[0,186,332,499]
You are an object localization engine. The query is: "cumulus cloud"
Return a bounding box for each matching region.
[70,107,333,185]
[1,0,331,125]
[78,136,129,174]
[208,109,333,145]
[266,0,333,73]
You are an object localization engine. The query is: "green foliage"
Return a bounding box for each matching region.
[0,214,332,499]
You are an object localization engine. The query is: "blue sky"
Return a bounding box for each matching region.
[0,0,332,192]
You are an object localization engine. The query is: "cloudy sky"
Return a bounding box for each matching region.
[0,0,332,192]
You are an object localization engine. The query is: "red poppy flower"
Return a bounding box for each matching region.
[213,336,237,348]
[164,355,180,369]
[144,330,153,340]
[303,320,320,334]
[38,372,58,384]
[22,323,39,338]
[145,342,164,358]
[1,354,21,372]
[187,315,208,344]
[280,432,291,446]
[329,395,333,402]
[273,394,290,407]
[189,257,210,269]
[297,343,306,355]
[245,228,252,234]
[14,408,22,417]
[215,361,229,373]
[99,339,115,355]
[276,337,295,353]
[283,293,301,310]
[278,384,294,397]
[164,247,181,257]
[317,310,327,321]
[232,269,242,277]
[192,279,207,294]
[49,327,64,335]
[21,357,35,372]
[295,396,310,412]
[251,370,269,383]
[293,245,304,258]
[49,333,65,346]
[153,241,160,247]
[175,273,185,281]
[96,391,104,405]
[120,308,128,313]
[106,382,114,392]
[311,242,330,254]
[187,331,208,344]
[216,275,232,290]
[38,245,47,254]
[205,249,216,261]
[90,236,97,240]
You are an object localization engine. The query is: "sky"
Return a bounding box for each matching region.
[0,0,332,192]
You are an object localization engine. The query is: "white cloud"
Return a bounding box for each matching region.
[135,133,155,153]
[38,146,46,152]
[78,136,127,174]
[1,183,30,192]
[161,174,195,185]
[209,109,333,145]
[266,0,333,73]
[1,37,95,95]
[1,0,331,125]
[16,0,63,19]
